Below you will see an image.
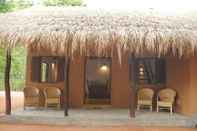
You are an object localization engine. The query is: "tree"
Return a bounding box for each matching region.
[0,0,6,4]
[43,0,82,6]
[0,0,33,13]
[0,46,26,91]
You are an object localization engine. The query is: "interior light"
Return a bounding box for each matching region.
[139,67,144,72]
[100,64,108,72]
[139,71,144,75]
[51,63,55,70]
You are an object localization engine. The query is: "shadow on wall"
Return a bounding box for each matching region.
[0,91,24,114]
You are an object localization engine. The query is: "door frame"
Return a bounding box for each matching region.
[84,56,112,105]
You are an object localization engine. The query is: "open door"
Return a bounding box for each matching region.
[85,57,111,105]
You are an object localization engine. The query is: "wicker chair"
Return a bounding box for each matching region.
[44,87,61,109]
[23,87,39,110]
[157,88,176,114]
[137,88,154,111]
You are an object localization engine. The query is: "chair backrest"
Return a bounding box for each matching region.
[138,88,154,100]
[44,87,61,98]
[23,87,39,97]
[158,88,176,102]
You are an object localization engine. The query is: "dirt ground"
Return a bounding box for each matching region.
[0,91,23,113]
[0,124,196,131]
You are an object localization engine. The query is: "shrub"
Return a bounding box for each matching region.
[0,46,26,91]
[0,0,33,13]
[0,2,14,12]
[13,0,33,9]
[43,0,82,6]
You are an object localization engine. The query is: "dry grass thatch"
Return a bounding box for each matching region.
[0,7,197,61]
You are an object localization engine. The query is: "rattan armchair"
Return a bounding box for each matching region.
[44,87,61,109]
[157,88,176,114]
[137,88,154,111]
[23,87,40,110]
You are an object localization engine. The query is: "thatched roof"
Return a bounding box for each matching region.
[0,7,197,60]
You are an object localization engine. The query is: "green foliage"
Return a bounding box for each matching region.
[43,0,82,6]
[0,48,5,79]
[0,2,14,12]
[0,48,5,90]
[0,1,29,90]
[12,0,33,9]
[11,46,27,80]
[0,0,32,13]
[0,46,26,91]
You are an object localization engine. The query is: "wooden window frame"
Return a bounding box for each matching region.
[129,57,166,87]
[31,56,65,83]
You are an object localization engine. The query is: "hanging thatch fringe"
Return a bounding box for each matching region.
[1,7,197,63]
[2,29,197,63]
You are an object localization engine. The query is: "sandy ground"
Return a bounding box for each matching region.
[0,91,24,113]
[0,108,196,127]
[0,92,196,129]
[0,123,196,131]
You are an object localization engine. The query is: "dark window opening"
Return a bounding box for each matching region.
[130,57,166,85]
[31,56,65,83]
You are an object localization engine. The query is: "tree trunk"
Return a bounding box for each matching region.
[4,49,11,115]
[129,55,137,117]
[64,58,69,116]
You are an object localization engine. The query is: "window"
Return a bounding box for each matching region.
[31,56,65,83]
[130,58,166,85]
[40,57,58,83]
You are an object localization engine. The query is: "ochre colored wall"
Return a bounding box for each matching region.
[26,48,197,115]
[25,51,131,108]
[166,57,197,116]
[166,57,191,115]
[68,56,85,107]
[26,48,197,116]
[188,57,197,115]
[111,53,130,107]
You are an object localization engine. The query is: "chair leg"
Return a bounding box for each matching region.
[170,107,173,114]
[150,106,152,112]
[24,101,26,110]
[157,105,159,112]
[137,105,140,111]
[57,103,60,110]
[45,101,48,109]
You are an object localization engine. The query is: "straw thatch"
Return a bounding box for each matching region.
[0,7,197,61]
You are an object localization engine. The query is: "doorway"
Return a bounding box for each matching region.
[85,57,111,105]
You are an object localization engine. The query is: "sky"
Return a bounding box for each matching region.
[31,0,197,13]
[85,0,197,12]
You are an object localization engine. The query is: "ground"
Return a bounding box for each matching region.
[0,124,196,131]
[0,91,197,130]
[0,108,196,127]
[0,91,23,113]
